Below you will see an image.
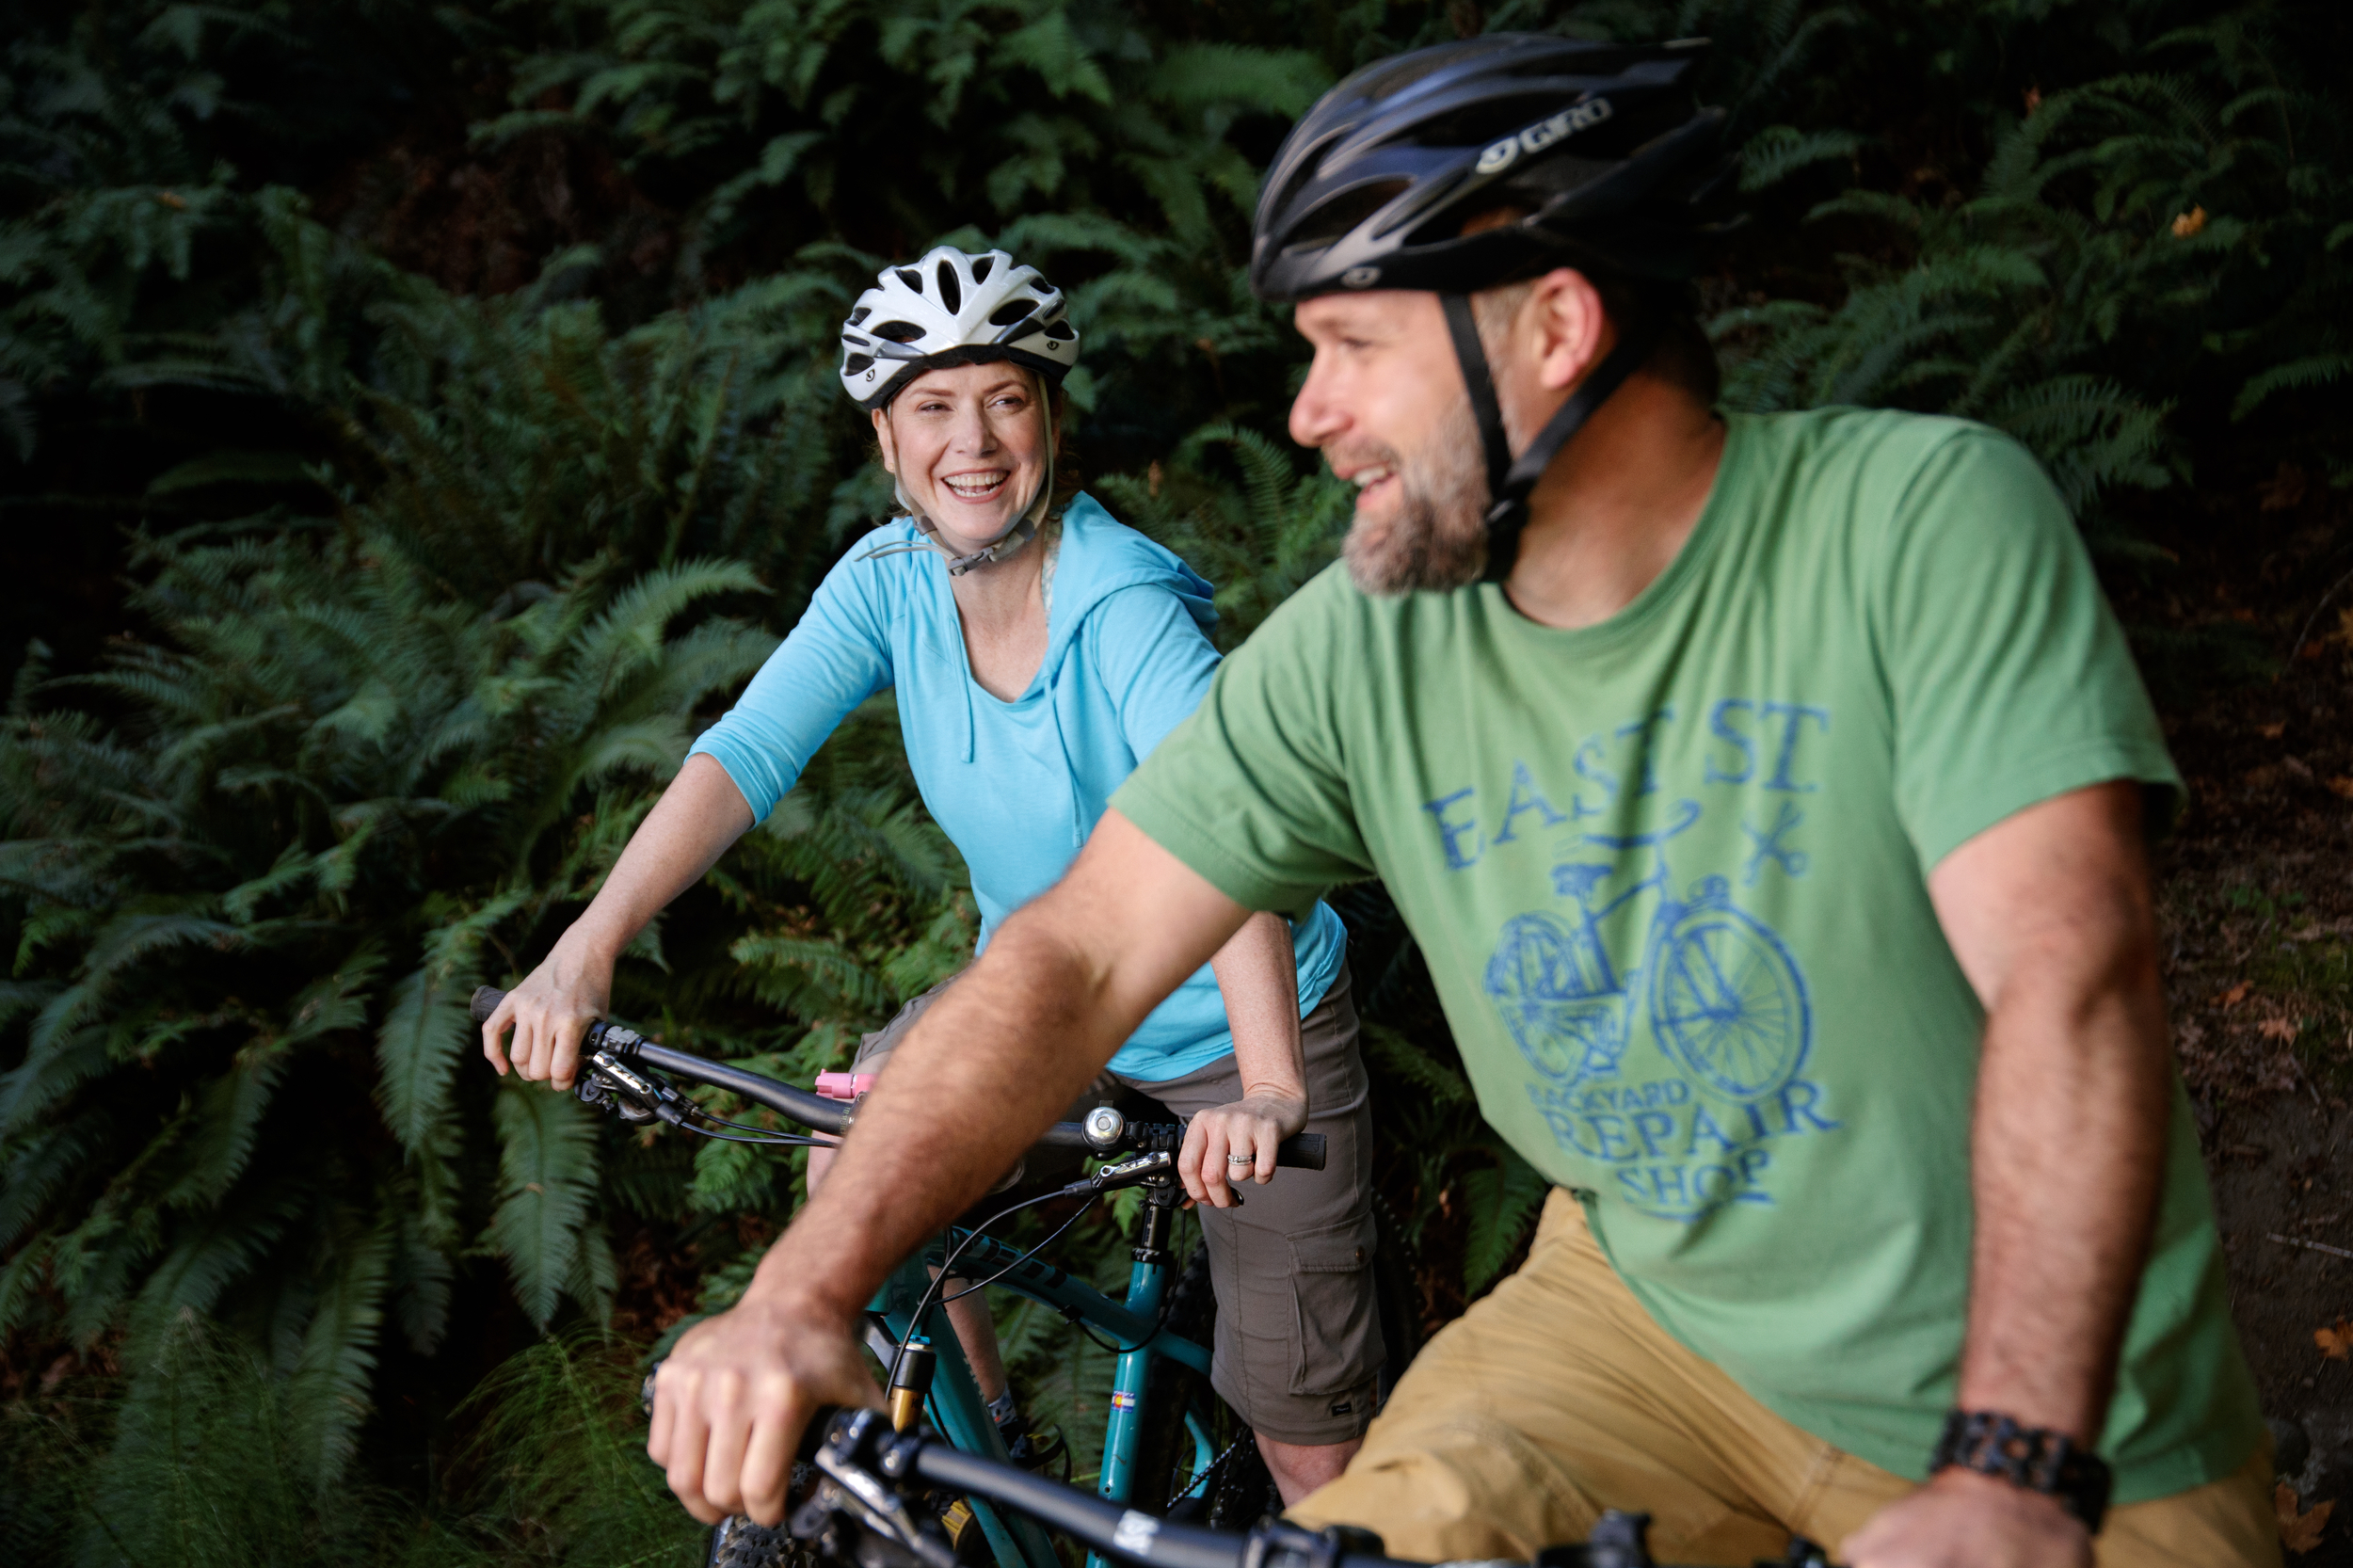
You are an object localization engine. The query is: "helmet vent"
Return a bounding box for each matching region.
[1358,48,1465,102]
[1042,320,1076,342]
[988,298,1037,327]
[848,305,872,327]
[842,354,875,376]
[894,267,922,291]
[970,255,995,283]
[871,320,925,344]
[1285,180,1410,248]
[936,259,962,312]
[1417,93,1584,150]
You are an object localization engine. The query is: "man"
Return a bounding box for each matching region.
[648,35,2274,1568]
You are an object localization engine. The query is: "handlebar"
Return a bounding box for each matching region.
[470,986,1325,1170]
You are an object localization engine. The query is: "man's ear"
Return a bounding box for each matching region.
[1527,267,1614,395]
[871,406,898,474]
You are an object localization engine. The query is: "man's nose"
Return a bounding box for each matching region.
[1289,357,1345,449]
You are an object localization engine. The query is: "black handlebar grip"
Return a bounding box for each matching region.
[1275,1132,1325,1171]
[471,985,506,1025]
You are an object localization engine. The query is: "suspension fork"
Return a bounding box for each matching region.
[872,1251,1061,1568]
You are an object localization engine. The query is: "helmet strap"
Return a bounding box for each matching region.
[1438,293,1663,584]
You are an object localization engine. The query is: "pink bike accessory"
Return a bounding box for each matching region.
[814,1071,878,1102]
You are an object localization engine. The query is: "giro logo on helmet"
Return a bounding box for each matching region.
[1476,96,1615,176]
[1340,265,1382,288]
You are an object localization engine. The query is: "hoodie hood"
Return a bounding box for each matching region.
[1041,492,1216,672]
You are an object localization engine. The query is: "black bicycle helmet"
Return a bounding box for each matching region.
[1252,35,1737,581]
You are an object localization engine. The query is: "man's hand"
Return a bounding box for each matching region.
[1177,1092,1307,1208]
[1843,1469,2091,1568]
[647,1292,885,1527]
[480,933,615,1093]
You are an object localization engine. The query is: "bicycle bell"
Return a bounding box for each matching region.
[1081,1105,1125,1153]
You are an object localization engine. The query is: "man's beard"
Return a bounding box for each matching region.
[1337,396,1492,595]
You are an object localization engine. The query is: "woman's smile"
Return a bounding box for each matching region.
[940,468,1013,503]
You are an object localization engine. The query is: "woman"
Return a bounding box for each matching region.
[482,247,1381,1503]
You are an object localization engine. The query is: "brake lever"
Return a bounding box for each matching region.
[795,1409,959,1568]
[1058,1149,1247,1207]
[573,1047,688,1128]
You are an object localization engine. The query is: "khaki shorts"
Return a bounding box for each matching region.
[855,965,1383,1446]
[1291,1189,2278,1568]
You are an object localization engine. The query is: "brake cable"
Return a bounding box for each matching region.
[888,1186,1101,1395]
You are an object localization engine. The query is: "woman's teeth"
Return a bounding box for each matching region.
[943,472,1009,499]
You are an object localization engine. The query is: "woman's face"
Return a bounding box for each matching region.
[873,362,1053,558]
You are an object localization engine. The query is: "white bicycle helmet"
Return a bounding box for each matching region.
[841,246,1080,573]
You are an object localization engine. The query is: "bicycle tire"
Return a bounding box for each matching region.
[1127,1245,1277,1528]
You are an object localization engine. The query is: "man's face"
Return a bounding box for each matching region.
[1289,292,1491,594]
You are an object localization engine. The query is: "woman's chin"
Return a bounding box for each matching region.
[928,507,1022,556]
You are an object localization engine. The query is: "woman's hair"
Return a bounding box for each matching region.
[873,361,1082,521]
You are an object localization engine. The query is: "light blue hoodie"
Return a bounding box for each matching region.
[691,493,1347,1081]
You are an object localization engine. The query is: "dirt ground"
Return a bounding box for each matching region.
[2136,472,2353,1558]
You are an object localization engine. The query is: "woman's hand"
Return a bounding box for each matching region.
[481,930,616,1093]
[1178,1092,1308,1208]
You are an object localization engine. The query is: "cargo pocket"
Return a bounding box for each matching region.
[1286,1209,1383,1397]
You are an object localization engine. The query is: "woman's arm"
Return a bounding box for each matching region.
[486,552,896,1089]
[482,754,754,1090]
[1181,910,1307,1208]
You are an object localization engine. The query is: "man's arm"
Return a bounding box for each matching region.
[1182,911,1307,1207]
[1846,780,2171,1568]
[646,810,1251,1526]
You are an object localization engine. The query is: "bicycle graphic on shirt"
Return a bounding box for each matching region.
[1483,800,1813,1102]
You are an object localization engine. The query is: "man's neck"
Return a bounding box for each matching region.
[1501,374,1726,632]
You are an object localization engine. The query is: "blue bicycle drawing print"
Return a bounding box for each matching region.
[1482,800,1813,1102]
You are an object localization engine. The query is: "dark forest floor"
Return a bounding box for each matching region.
[2123,467,2353,1556]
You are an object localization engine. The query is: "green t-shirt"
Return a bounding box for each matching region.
[1113,407,2260,1500]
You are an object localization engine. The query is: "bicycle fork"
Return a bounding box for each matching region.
[1096,1186,1179,1508]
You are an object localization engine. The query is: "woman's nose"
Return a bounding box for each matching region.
[950,406,996,453]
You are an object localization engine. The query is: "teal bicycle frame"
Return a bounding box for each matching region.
[872,1195,1221,1568]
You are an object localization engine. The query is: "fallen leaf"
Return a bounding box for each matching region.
[2329,777,2353,801]
[2260,462,2312,512]
[2316,1319,2353,1360]
[2217,983,2253,1008]
[2261,1017,2301,1043]
[2280,1480,2335,1554]
[2260,722,2288,739]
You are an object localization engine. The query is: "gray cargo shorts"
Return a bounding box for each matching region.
[853,964,1383,1446]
